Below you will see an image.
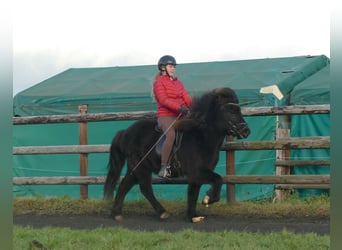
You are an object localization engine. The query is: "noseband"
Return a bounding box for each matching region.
[225,102,248,137]
[225,102,240,107]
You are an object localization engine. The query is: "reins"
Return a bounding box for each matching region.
[130,113,183,175]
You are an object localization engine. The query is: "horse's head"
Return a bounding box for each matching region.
[176,87,250,139]
[214,88,250,139]
[222,102,250,139]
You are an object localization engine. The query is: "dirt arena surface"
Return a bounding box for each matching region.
[14,212,329,236]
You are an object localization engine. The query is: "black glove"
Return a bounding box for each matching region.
[179,106,190,115]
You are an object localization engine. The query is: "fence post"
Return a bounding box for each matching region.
[226,135,236,202]
[275,115,291,201]
[79,104,88,199]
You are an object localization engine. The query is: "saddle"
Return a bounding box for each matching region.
[155,125,184,177]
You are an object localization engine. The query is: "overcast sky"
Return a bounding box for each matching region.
[12,0,330,96]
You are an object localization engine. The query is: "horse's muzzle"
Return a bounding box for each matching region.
[235,123,250,139]
[237,123,251,139]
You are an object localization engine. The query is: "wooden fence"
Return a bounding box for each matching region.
[13,104,330,201]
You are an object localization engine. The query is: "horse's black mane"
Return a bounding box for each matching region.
[175,88,237,132]
[190,91,217,120]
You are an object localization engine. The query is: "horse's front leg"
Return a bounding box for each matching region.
[139,177,169,219]
[187,183,204,223]
[202,172,223,206]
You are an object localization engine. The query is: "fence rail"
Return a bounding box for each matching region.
[13,105,330,125]
[12,137,330,155]
[13,175,329,186]
[13,104,330,201]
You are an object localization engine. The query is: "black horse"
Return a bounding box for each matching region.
[104,87,250,222]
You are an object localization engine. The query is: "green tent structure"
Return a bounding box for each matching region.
[289,63,330,197]
[13,55,330,200]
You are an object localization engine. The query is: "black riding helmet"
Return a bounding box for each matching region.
[158,55,177,71]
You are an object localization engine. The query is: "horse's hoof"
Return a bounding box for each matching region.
[160,212,170,219]
[202,195,210,207]
[114,215,123,221]
[192,216,205,223]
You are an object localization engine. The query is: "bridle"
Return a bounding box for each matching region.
[224,102,248,138]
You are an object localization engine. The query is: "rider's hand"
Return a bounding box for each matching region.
[179,106,190,115]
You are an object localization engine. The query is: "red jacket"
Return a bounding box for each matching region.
[153,75,192,117]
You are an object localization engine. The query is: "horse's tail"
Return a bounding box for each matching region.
[103,130,126,199]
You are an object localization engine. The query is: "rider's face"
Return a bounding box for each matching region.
[165,64,176,77]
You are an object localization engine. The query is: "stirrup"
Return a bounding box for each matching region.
[158,164,171,178]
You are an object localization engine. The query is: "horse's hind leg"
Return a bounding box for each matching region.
[103,167,118,200]
[136,170,170,219]
[111,173,136,221]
